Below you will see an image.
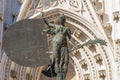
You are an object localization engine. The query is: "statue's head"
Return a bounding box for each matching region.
[58,14,66,26]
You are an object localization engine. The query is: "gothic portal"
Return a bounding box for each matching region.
[0,0,120,80]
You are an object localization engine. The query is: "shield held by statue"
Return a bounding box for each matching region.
[3,19,50,67]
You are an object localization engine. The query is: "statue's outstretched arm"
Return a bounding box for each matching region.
[43,18,56,28]
[40,12,56,28]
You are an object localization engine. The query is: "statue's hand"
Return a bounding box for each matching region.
[71,45,79,51]
[40,12,44,18]
[71,47,75,51]
[43,18,49,25]
[43,29,49,32]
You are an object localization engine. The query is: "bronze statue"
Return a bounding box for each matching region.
[42,13,73,80]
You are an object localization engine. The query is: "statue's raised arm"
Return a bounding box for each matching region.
[40,12,56,28]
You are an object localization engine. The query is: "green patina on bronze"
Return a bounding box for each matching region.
[42,13,71,80]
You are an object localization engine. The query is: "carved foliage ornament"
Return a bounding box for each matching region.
[70,0,79,8]
[69,0,83,12]
[113,11,120,22]
[59,0,66,4]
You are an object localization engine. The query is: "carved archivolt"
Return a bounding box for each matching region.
[18,0,85,20]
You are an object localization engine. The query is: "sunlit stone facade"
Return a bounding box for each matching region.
[0,0,120,80]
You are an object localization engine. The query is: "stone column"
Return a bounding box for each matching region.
[111,0,120,80]
[112,0,120,40]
